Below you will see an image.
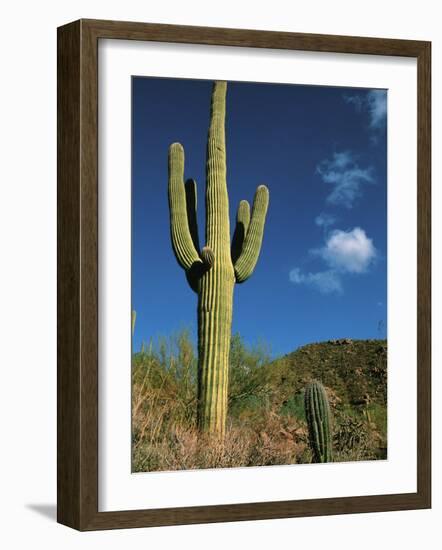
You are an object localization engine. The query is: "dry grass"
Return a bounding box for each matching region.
[133,406,310,472]
[132,331,387,472]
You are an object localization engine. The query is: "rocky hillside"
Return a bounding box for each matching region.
[265,338,387,410]
[132,334,388,471]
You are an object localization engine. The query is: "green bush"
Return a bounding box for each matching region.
[132,330,387,471]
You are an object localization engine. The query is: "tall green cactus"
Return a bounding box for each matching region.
[168,81,269,437]
[131,310,136,337]
[304,381,333,463]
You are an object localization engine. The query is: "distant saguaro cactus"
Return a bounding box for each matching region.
[168,81,269,437]
[131,310,136,337]
[304,381,333,463]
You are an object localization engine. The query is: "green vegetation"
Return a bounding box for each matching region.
[132,332,387,472]
[304,381,333,463]
[167,81,269,437]
[131,310,136,337]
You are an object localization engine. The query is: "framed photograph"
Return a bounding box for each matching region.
[57,19,431,530]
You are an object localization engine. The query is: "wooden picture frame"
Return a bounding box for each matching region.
[57,18,431,531]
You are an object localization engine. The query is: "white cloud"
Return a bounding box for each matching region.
[316,227,377,273]
[315,212,337,229]
[289,227,377,294]
[366,90,387,129]
[344,94,363,112]
[344,89,387,130]
[316,151,374,208]
[289,268,342,295]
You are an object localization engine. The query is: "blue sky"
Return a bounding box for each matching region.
[132,77,387,357]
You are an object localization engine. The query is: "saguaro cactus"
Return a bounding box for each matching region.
[304,381,333,463]
[168,81,269,437]
[131,310,136,337]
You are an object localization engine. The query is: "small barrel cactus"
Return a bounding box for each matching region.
[304,381,333,463]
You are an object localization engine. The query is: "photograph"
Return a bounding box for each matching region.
[53,11,431,533]
[131,76,388,473]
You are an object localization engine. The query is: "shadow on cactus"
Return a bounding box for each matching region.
[167,81,269,437]
[304,380,333,463]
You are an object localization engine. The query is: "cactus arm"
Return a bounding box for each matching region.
[185,178,200,253]
[168,142,202,271]
[186,245,215,293]
[200,245,215,268]
[233,185,269,283]
[231,200,250,264]
[183,177,202,294]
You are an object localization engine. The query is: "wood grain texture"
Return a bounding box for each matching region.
[57,19,431,531]
[416,42,431,506]
[57,20,81,529]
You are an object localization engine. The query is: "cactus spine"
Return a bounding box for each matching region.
[168,81,269,437]
[304,381,333,463]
